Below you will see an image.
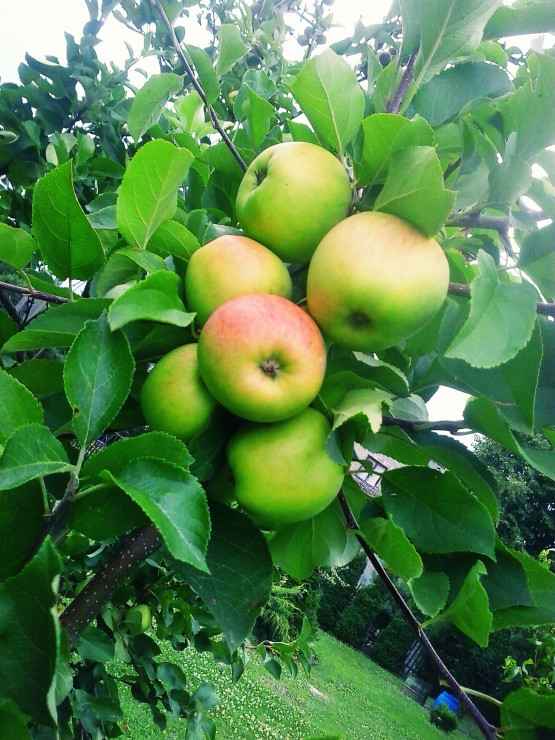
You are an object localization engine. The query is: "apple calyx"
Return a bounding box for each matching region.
[259,357,280,379]
[349,311,371,329]
[255,169,266,187]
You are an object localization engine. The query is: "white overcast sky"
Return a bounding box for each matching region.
[0,0,487,431]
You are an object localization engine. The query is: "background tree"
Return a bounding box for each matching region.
[0,1,555,738]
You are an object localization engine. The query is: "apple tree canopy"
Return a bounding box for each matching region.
[0,0,554,737]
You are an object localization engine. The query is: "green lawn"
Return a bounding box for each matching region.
[119,631,485,739]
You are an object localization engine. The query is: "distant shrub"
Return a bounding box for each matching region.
[367,612,414,674]
[430,703,458,732]
[314,551,367,631]
[334,578,392,649]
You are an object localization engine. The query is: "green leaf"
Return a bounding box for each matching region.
[484,2,555,39]
[445,251,539,368]
[104,458,210,571]
[7,358,64,397]
[0,482,44,581]
[64,313,135,446]
[148,220,201,261]
[175,503,273,653]
[0,708,32,739]
[440,302,543,433]
[441,560,492,647]
[493,549,555,630]
[128,72,183,142]
[0,538,62,725]
[238,87,276,149]
[374,146,455,236]
[360,516,422,581]
[32,160,105,280]
[518,222,555,301]
[412,62,513,127]
[0,298,111,352]
[69,485,148,540]
[0,424,72,490]
[401,0,503,87]
[290,49,365,152]
[500,688,555,740]
[108,270,194,330]
[483,541,534,613]
[215,24,249,75]
[0,223,37,269]
[75,624,115,663]
[332,389,391,437]
[116,139,193,250]
[269,491,363,581]
[0,370,43,445]
[381,466,496,558]
[409,571,450,617]
[185,45,220,104]
[356,113,435,186]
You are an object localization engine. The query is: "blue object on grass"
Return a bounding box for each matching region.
[433,691,459,713]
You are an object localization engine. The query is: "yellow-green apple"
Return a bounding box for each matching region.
[185,234,292,325]
[197,293,327,422]
[235,141,352,263]
[307,211,449,352]
[140,343,219,441]
[125,604,152,635]
[226,407,344,526]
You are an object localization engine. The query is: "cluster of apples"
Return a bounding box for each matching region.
[140,142,449,527]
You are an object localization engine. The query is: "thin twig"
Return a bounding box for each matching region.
[0,280,69,305]
[381,416,472,435]
[337,490,498,740]
[0,288,22,325]
[386,52,416,115]
[151,0,248,173]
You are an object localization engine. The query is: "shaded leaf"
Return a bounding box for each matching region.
[360,515,422,581]
[0,223,37,269]
[381,466,496,557]
[215,24,249,75]
[484,2,555,38]
[149,220,201,261]
[500,688,555,740]
[64,313,135,446]
[410,571,450,618]
[0,370,43,445]
[0,482,44,581]
[442,560,492,647]
[32,160,105,280]
[493,549,555,630]
[175,503,273,652]
[0,424,72,490]
[185,45,219,104]
[518,222,555,301]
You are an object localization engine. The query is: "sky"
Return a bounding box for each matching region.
[0,0,471,429]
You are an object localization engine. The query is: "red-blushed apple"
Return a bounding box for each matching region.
[140,343,219,441]
[307,211,450,352]
[185,234,292,325]
[235,141,352,263]
[226,407,345,526]
[197,293,327,422]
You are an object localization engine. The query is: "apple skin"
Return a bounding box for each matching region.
[197,293,327,423]
[306,211,450,352]
[140,344,219,442]
[235,141,352,263]
[226,407,344,526]
[185,234,293,326]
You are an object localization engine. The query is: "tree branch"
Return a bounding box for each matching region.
[59,524,163,647]
[448,282,555,317]
[386,52,416,115]
[151,0,248,173]
[337,490,498,740]
[0,287,23,326]
[0,280,69,305]
[381,415,471,435]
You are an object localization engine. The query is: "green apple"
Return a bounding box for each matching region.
[125,604,152,635]
[197,293,327,423]
[307,211,450,352]
[140,343,219,441]
[185,234,292,326]
[226,407,345,526]
[235,141,352,263]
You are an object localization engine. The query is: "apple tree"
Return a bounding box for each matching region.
[0,0,555,737]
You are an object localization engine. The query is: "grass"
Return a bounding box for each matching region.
[118,630,486,739]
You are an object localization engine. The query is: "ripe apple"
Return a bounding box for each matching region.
[197,293,327,423]
[226,407,345,526]
[125,604,152,635]
[140,343,219,441]
[235,141,352,263]
[306,211,450,352]
[185,234,292,326]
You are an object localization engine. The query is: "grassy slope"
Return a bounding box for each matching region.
[119,631,483,739]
